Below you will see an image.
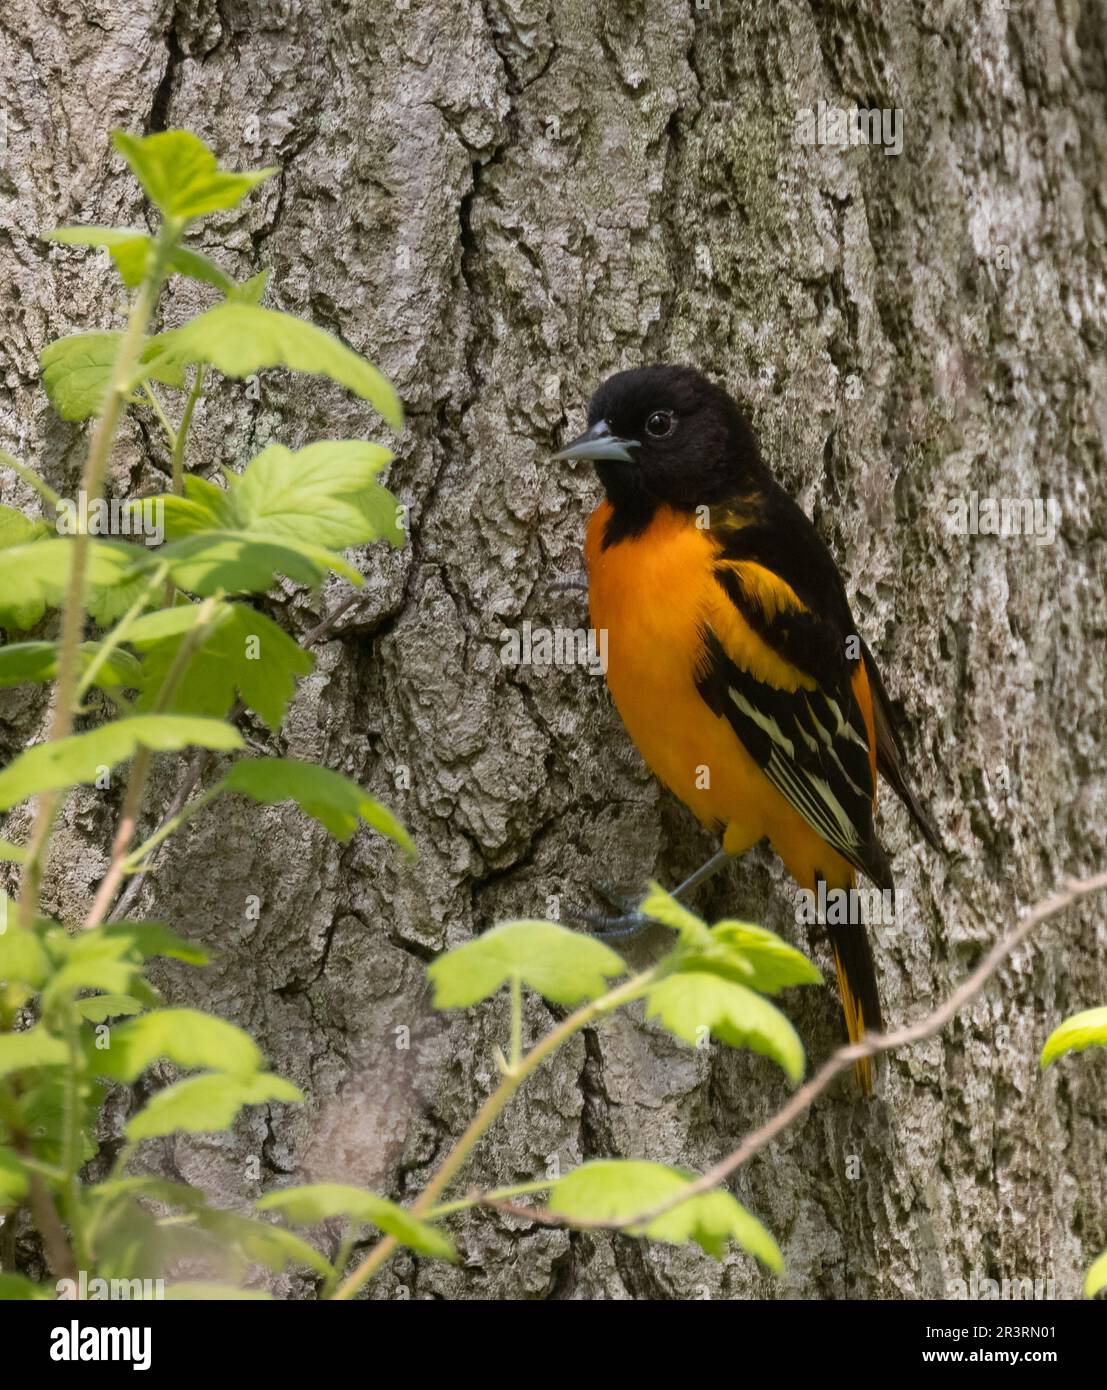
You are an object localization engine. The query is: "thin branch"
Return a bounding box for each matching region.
[84,596,221,929]
[479,870,1107,1236]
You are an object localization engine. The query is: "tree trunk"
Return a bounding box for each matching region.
[2,0,1105,1299]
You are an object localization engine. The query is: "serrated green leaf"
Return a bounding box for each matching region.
[228,269,269,305]
[133,601,313,731]
[1040,1007,1107,1067]
[0,1273,52,1300]
[640,883,714,948]
[548,1161,782,1270]
[160,530,362,597]
[0,639,141,691]
[1086,1248,1107,1298]
[645,972,805,1082]
[0,1025,67,1079]
[76,993,145,1022]
[225,441,402,549]
[222,757,413,851]
[43,227,233,292]
[0,713,242,811]
[125,1071,302,1140]
[43,932,140,1006]
[0,924,49,988]
[91,1007,262,1083]
[147,303,402,428]
[101,920,209,966]
[0,504,49,550]
[44,226,152,288]
[192,1207,332,1276]
[112,129,276,222]
[677,921,823,995]
[428,920,625,1009]
[88,1175,210,1209]
[257,1183,457,1262]
[0,538,149,630]
[40,332,184,422]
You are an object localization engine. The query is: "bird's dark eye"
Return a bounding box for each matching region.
[645,410,675,438]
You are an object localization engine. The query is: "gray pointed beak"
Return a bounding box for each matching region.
[552,419,639,464]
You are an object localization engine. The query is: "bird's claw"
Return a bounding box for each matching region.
[565,895,655,942]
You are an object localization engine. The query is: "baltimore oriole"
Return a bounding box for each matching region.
[555,365,940,1092]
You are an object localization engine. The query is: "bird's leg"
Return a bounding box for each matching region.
[570,848,731,941]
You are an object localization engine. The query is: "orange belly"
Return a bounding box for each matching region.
[585,500,872,893]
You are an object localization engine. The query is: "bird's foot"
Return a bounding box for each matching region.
[566,880,654,941]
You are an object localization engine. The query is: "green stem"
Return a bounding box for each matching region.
[60,1006,91,1273]
[509,974,523,1069]
[83,594,221,929]
[170,366,205,497]
[17,217,182,933]
[75,561,168,702]
[332,968,656,1300]
[121,782,223,873]
[320,1222,359,1300]
[424,1179,555,1221]
[0,449,61,512]
[140,383,177,450]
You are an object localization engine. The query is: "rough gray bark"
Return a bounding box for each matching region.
[2,0,1106,1299]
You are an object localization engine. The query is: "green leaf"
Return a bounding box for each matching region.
[0,504,48,550]
[157,442,401,551]
[112,130,276,222]
[0,1025,68,1079]
[223,441,402,549]
[256,1183,457,1262]
[76,994,145,1022]
[133,601,313,731]
[645,972,805,1082]
[165,1282,273,1300]
[87,1175,210,1209]
[192,1207,332,1276]
[0,538,148,630]
[147,303,402,428]
[48,227,241,296]
[41,332,184,422]
[42,932,140,1006]
[548,1161,783,1270]
[125,1071,302,1140]
[0,924,50,988]
[0,1273,52,1300]
[0,640,142,691]
[0,1147,29,1205]
[229,269,270,305]
[640,883,714,948]
[1086,1248,1107,1298]
[91,1008,262,1083]
[1040,1007,1107,1067]
[222,757,414,851]
[676,920,823,995]
[100,920,209,966]
[45,226,152,288]
[0,714,243,811]
[428,920,625,1009]
[160,531,362,597]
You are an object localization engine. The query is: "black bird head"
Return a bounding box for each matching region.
[553,365,765,533]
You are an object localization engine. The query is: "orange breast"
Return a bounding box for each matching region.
[584,500,869,893]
